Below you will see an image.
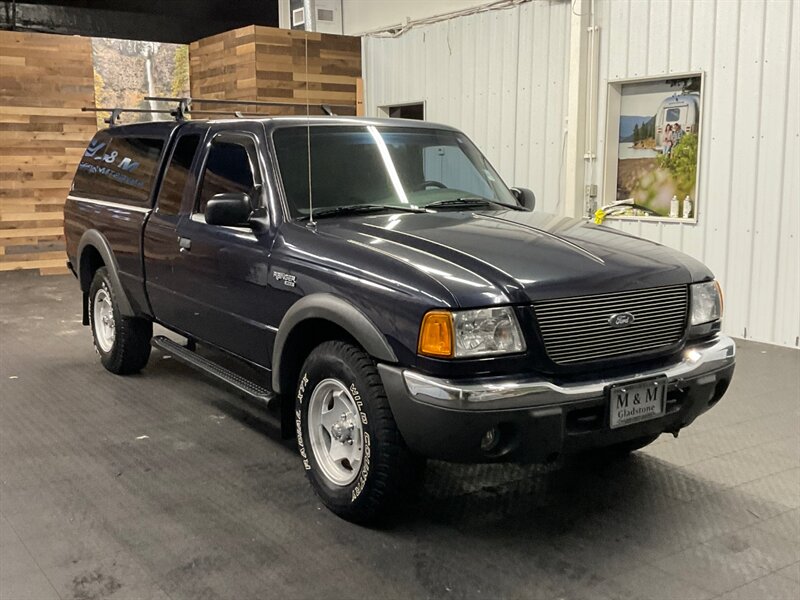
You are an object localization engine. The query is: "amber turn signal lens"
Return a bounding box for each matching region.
[418,311,454,357]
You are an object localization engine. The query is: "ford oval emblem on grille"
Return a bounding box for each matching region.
[608,312,636,328]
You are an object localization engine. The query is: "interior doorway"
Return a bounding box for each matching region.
[380,102,425,120]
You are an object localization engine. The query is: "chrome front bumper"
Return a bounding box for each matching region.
[378,335,736,462]
[401,335,736,411]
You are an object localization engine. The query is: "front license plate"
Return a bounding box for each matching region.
[609,377,667,429]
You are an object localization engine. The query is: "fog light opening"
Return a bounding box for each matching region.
[480,426,500,452]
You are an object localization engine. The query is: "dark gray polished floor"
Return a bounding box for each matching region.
[1,271,798,600]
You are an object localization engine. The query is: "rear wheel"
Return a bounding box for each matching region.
[89,267,152,375]
[295,340,417,523]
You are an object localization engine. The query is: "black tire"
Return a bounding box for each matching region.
[295,340,417,523]
[89,267,152,375]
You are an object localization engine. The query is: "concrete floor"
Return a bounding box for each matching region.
[0,270,798,600]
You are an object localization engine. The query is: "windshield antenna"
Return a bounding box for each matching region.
[305,34,315,228]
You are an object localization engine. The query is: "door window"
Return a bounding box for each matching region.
[196,139,256,214]
[156,134,201,216]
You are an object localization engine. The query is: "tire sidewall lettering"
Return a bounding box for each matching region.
[296,373,311,470]
[351,431,370,502]
[349,382,369,426]
[297,372,309,404]
[348,381,370,503]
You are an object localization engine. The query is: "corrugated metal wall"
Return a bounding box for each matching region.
[363,0,571,214]
[594,0,799,347]
[363,0,799,347]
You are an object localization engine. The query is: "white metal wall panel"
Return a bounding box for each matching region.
[513,0,571,213]
[363,0,571,208]
[773,1,800,348]
[594,0,799,347]
[362,0,798,347]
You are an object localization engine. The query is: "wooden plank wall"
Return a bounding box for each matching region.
[0,30,96,275]
[0,26,359,275]
[190,25,361,116]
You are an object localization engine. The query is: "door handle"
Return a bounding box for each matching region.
[178,236,192,252]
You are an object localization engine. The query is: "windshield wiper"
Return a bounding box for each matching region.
[298,203,427,220]
[425,197,525,211]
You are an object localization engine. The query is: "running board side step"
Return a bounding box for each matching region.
[152,335,275,406]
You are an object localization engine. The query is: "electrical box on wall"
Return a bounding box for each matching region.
[288,0,343,34]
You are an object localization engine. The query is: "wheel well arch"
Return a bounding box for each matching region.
[79,245,105,291]
[272,293,397,396]
[77,230,134,316]
[276,318,356,400]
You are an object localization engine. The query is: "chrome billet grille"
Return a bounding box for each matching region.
[534,285,689,365]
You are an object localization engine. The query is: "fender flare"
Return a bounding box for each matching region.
[271,293,398,394]
[77,229,135,316]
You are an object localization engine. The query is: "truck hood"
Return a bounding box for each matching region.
[317,209,713,307]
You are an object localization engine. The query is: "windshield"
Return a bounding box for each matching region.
[272,125,518,218]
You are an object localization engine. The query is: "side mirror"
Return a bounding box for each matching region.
[205,192,252,227]
[510,187,536,211]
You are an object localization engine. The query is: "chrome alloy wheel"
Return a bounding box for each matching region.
[93,287,116,353]
[307,378,364,486]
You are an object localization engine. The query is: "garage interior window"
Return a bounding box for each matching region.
[382,103,425,120]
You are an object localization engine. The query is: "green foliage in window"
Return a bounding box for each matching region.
[657,132,697,199]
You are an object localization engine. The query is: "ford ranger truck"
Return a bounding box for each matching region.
[64,117,735,522]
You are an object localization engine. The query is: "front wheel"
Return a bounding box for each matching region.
[295,341,417,523]
[89,267,152,375]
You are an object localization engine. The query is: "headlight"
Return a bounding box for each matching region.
[690,281,723,325]
[418,307,526,358]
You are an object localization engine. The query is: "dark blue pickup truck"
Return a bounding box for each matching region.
[64,115,735,522]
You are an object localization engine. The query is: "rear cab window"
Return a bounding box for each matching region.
[72,131,166,206]
[155,134,202,216]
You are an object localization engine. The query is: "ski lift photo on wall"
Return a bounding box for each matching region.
[602,72,704,223]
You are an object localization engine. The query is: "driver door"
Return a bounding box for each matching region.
[169,125,276,365]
